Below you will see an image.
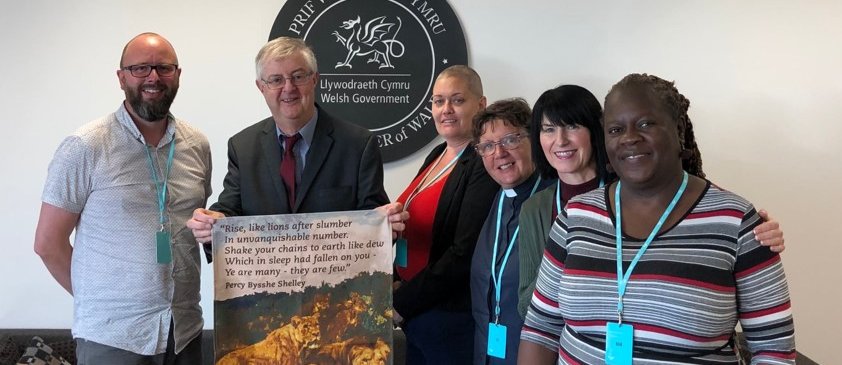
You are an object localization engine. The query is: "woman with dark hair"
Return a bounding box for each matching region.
[516,85,611,316]
[518,74,795,364]
[516,84,786,317]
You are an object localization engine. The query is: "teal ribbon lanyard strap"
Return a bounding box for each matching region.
[145,137,176,264]
[608,171,688,364]
[555,177,605,216]
[397,147,465,268]
[487,177,541,358]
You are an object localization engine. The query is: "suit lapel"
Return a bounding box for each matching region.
[296,113,334,212]
[259,119,291,213]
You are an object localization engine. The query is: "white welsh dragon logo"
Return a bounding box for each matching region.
[331,16,405,69]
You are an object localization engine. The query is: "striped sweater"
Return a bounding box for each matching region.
[521,182,795,364]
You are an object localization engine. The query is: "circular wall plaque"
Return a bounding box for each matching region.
[270,0,468,162]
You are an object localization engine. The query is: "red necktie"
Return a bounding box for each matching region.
[280,134,301,209]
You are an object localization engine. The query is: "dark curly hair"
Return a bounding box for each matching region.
[530,85,612,183]
[606,73,705,178]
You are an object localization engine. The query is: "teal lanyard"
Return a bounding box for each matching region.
[555,177,605,215]
[144,136,176,229]
[404,147,465,210]
[613,171,688,322]
[491,176,542,322]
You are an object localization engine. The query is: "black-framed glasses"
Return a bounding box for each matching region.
[474,133,527,157]
[261,71,314,89]
[121,64,179,78]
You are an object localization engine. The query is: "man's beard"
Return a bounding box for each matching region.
[126,82,178,122]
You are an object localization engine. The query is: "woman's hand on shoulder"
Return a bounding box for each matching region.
[754,209,785,253]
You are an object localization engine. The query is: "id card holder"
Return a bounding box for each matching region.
[487,323,507,359]
[156,230,172,264]
[605,322,633,365]
[395,238,408,267]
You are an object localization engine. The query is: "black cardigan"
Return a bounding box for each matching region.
[393,142,499,320]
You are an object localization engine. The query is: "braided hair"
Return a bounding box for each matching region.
[607,73,705,178]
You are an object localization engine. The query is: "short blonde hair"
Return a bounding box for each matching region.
[436,65,483,97]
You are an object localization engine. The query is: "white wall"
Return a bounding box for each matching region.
[2,1,839,363]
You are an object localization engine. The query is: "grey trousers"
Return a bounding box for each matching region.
[76,321,202,365]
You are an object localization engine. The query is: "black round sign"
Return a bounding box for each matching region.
[270,0,468,162]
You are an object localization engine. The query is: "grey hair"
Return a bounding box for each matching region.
[255,37,318,79]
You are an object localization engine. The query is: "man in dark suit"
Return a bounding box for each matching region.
[187,36,406,245]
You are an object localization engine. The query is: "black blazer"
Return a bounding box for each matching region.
[210,107,389,217]
[393,142,499,320]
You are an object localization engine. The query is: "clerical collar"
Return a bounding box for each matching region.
[502,173,540,198]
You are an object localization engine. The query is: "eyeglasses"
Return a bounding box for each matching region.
[474,133,527,157]
[121,64,178,78]
[430,96,467,108]
[261,72,314,89]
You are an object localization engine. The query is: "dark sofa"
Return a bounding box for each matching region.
[0,329,407,365]
[0,329,816,365]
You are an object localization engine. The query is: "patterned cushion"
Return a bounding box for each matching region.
[42,340,76,365]
[0,336,20,365]
[15,336,71,365]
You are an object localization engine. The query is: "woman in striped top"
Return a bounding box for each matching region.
[517,84,786,320]
[518,74,795,364]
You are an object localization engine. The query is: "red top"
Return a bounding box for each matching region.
[395,162,449,281]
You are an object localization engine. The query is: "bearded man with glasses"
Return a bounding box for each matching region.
[35,32,211,364]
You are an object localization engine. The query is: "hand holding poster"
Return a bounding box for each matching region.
[212,209,393,364]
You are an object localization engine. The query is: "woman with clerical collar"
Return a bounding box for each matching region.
[469,98,553,365]
[518,74,795,364]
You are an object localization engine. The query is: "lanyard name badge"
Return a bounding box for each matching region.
[606,171,688,365]
[395,148,465,268]
[145,137,176,264]
[487,176,541,359]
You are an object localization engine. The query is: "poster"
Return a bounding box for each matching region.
[212,210,393,364]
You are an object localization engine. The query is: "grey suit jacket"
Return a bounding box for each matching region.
[210,106,389,218]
